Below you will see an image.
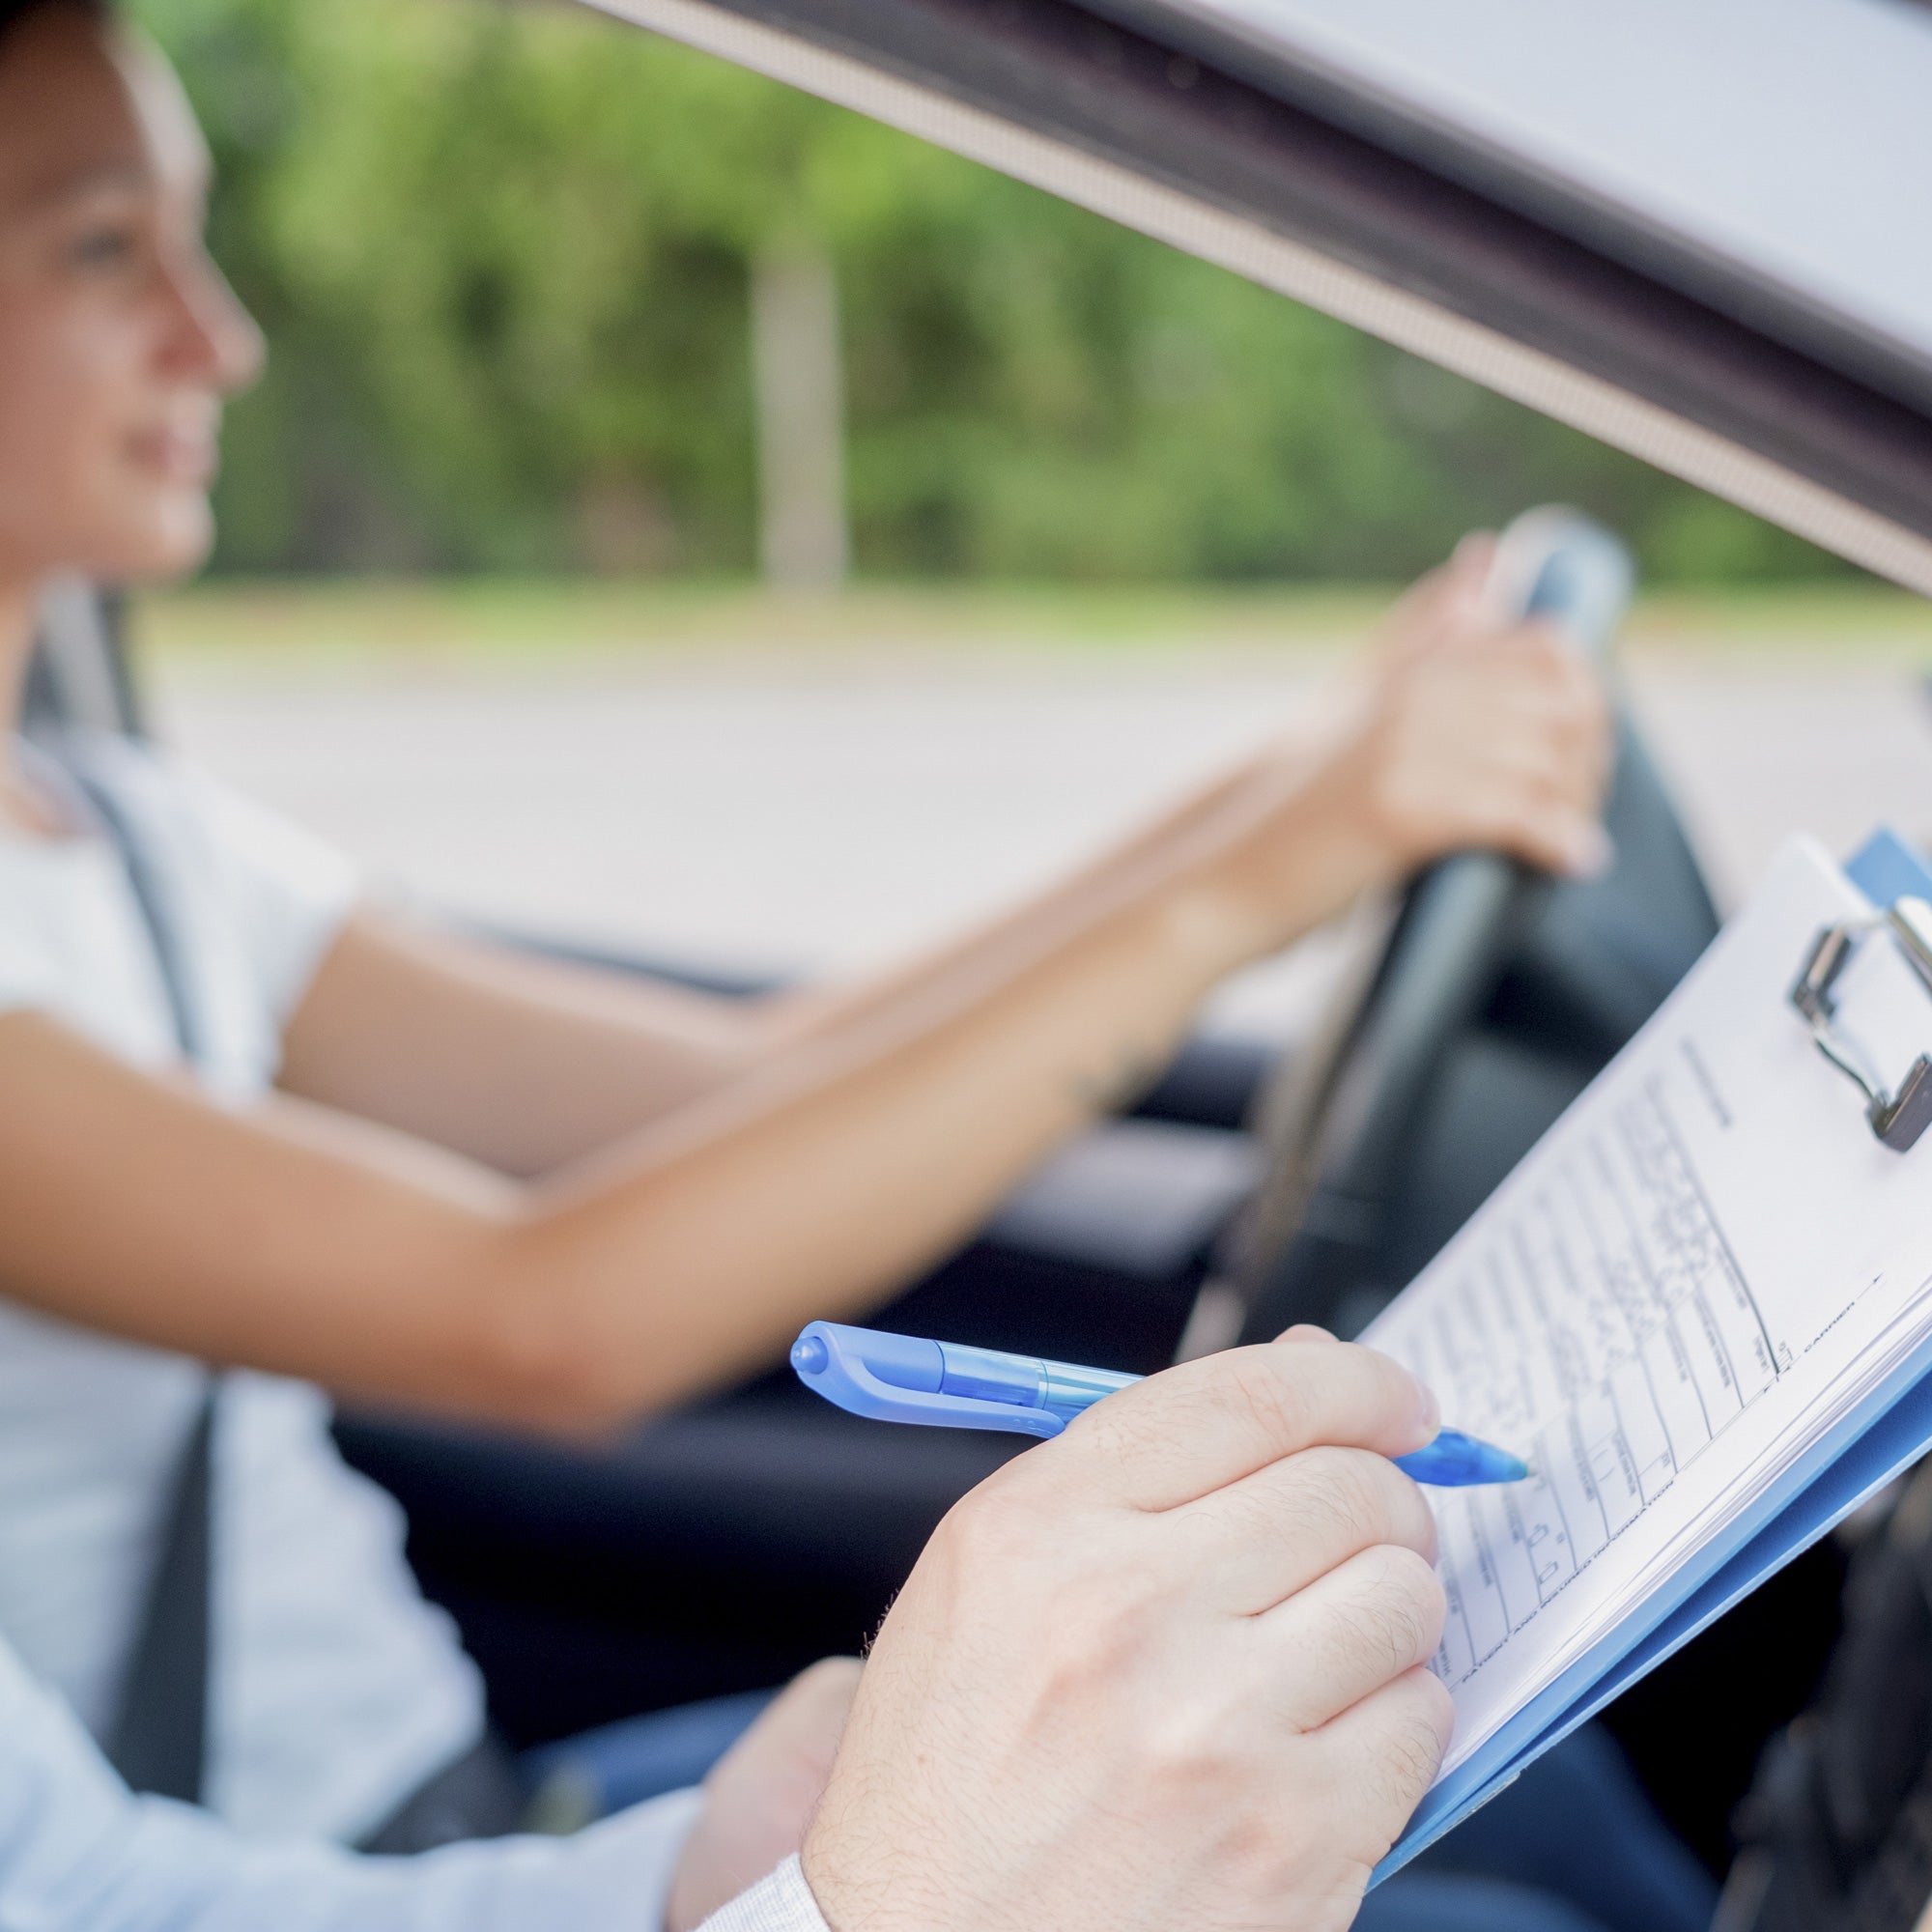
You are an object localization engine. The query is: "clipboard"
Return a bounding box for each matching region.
[1376,826,1932,1881]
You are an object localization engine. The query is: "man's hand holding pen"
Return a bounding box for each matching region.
[802,1332,1454,1932]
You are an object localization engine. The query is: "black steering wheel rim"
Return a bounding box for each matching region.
[1203,508,1638,1350]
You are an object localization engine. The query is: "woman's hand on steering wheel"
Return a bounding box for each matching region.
[1349,531,1615,874]
[1195,533,1615,953]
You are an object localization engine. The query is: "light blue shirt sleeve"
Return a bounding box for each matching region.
[696,1857,833,1932]
[0,1629,705,1931]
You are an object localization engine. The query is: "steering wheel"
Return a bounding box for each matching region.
[1192,507,1635,1355]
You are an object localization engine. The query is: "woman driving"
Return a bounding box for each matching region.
[0,0,1633,1907]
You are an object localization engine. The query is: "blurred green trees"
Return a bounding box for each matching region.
[133,0,1839,582]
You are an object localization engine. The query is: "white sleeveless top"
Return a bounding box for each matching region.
[0,731,485,1843]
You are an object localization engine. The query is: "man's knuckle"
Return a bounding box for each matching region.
[1383,1465,1437,1558]
[1353,1604,1421,1680]
[1387,1546,1448,1632]
[1304,1613,1375,1694]
[1395,1691,1452,1784]
[1362,1698,1447,1818]
[1416,1668,1457,1744]
[1209,1474,1308,1555]
[1145,1700,1236,1789]
[937,1474,1047,1579]
[1271,1482,1353,1566]
[1375,1742,1436,1824]
[1308,1448,1395,1544]
[1226,1349,1315,1451]
[1346,1548,1443,1672]
[1378,1595,1432,1673]
[1038,1623,1134,1716]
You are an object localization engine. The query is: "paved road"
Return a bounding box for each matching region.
[151,642,1932,1030]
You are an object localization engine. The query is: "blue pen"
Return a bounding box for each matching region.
[790,1321,1529,1488]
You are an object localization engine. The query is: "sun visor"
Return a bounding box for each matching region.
[585,0,1932,595]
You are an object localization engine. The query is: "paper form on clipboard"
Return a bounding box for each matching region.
[1374,833,1932,1875]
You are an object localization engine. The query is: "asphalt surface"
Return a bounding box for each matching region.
[151,642,1932,1033]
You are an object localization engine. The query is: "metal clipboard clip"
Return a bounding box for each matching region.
[1791,895,1932,1151]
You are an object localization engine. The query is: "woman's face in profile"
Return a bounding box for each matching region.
[0,6,261,592]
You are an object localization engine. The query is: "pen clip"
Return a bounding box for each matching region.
[799,1327,1066,1438]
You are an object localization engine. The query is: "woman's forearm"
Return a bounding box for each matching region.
[472,758,1407,1422]
[493,870,1263,1424]
[0,780,1343,1434]
[747,741,1301,1056]
[1,562,1606,1428]
[282,743,1305,1179]
[289,547,1608,1189]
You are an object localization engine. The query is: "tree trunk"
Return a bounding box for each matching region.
[750,245,850,591]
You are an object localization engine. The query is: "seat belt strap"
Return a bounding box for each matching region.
[62,750,203,1065]
[51,743,216,1806]
[102,1394,214,1804]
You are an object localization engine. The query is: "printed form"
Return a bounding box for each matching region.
[1368,838,1932,1776]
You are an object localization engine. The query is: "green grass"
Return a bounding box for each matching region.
[137,577,1932,669]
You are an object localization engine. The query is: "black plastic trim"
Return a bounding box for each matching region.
[1081,0,1932,420]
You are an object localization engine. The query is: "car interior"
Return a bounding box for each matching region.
[29,513,1823,1873]
[29,0,1932,1886]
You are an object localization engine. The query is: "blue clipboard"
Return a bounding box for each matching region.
[1378,826,1932,1880]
